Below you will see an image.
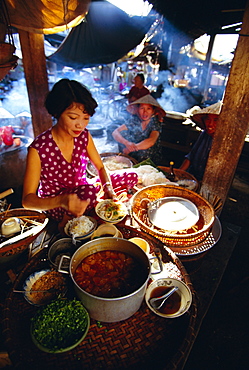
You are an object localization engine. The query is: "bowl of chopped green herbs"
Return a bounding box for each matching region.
[30,298,90,353]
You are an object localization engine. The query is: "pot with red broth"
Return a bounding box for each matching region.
[73,250,147,298]
[68,238,151,322]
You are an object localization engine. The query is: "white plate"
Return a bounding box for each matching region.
[148,197,199,231]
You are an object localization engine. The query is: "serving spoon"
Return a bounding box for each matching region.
[149,286,179,310]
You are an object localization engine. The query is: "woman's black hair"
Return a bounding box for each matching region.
[44,79,98,118]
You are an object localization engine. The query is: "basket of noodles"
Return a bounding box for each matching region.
[130,185,214,248]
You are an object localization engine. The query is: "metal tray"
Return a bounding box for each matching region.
[170,216,222,256]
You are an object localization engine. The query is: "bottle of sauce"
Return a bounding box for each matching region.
[167,161,175,181]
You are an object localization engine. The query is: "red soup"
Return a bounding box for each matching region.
[73,250,148,298]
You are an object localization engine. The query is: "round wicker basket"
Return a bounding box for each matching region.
[131,184,215,247]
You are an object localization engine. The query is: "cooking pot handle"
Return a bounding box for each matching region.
[57,255,70,274]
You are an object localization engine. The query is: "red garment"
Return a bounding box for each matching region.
[30,127,138,221]
[127,86,150,103]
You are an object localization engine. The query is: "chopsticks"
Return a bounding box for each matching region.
[19,217,44,226]
[3,204,11,217]
[200,190,223,213]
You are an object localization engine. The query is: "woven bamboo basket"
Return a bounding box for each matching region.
[131,184,215,247]
[2,225,197,370]
[0,209,49,263]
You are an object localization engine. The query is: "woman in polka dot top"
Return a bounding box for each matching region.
[22,79,138,229]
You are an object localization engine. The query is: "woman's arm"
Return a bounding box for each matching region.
[87,133,117,199]
[22,148,89,217]
[112,124,137,153]
[123,130,159,155]
[22,147,58,210]
[135,130,159,150]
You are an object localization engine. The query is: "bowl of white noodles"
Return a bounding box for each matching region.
[64,216,98,241]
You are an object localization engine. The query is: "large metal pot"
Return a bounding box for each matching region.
[60,237,151,323]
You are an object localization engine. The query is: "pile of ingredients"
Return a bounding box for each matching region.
[31,299,89,352]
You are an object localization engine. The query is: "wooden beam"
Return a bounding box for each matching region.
[200,1,249,213]
[18,30,52,137]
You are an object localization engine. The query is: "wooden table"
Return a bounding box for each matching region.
[0,219,240,370]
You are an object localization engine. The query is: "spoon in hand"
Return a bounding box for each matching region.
[149,286,179,310]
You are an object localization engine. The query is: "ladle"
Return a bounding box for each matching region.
[149,286,179,310]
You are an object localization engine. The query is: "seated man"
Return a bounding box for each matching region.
[180,112,219,181]
[112,95,166,165]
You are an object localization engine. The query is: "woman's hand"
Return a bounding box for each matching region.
[61,194,90,218]
[123,141,137,154]
[103,184,119,201]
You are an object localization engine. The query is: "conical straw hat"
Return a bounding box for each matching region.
[191,101,222,129]
[127,94,166,117]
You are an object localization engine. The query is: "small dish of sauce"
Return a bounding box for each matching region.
[150,286,181,315]
[145,278,192,318]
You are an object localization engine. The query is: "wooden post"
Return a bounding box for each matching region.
[18,30,52,137]
[200,1,249,213]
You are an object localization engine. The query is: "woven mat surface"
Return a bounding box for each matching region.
[3,225,197,370]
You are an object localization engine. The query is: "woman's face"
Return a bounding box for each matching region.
[58,103,90,137]
[138,104,154,121]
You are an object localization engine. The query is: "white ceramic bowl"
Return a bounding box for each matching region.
[145,278,192,318]
[128,237,150,254]
[95,199,128,224]
[91,223,123,239]
[1,217,21,236]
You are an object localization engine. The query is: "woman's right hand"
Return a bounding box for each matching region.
[61,194,90,218]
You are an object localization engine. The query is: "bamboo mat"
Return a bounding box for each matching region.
[3,225,197,370]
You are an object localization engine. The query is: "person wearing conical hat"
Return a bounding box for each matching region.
[112,94,166,164]
[179,101,222,181]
